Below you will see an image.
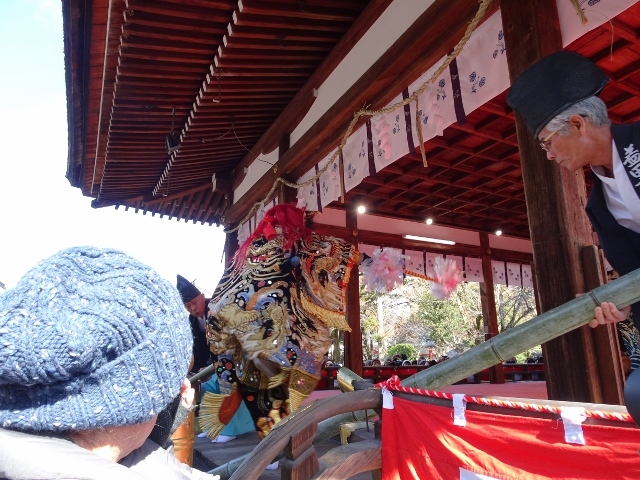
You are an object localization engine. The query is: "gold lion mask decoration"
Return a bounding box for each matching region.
[200,204,358,438]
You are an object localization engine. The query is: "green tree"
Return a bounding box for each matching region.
[386,343,418,361]
[411,282,483,355]
[495,285,537,331]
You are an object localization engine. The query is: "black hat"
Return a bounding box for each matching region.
[506,51,608,137]
[176,274,201,303]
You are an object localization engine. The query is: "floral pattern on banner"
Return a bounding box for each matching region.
[296,168,320,211]
[342,123,370,193]
[371,96,410,172]
[557,0,636,47]
[456,10,509,116]
[522,264,534,289]
[318,153,341,208]
[506,262,522,287]
[412,58,457,147]
[404,250,426,275]
[464,257,484,282]
[426,252,444,279]
[491,260,507,285]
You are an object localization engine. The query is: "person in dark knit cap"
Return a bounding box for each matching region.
[507,51,640,332]
[176,274,213,374]
[0,247,213,479]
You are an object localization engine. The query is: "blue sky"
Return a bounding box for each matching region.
[0,1,227,293]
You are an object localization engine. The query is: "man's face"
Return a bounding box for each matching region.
[184,293,206,318]
[538,116,590,172]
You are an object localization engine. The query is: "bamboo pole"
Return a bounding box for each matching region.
[402,268,640,390]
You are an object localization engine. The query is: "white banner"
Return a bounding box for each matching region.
[558,0,638,47]
[426,252,444,279]
[371,97,411,172]
[318,153,341,208]
[412,56,457,146]
[405,250,426,275]
[464,257,484,282]
[342,123,370,192]
[491,260,507,285]
[456,10,510,115]
[522,264,534,289]
[296,167,320,211]
[506,262,522,287]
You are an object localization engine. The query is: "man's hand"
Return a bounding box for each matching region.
[589,302,631,328]
[179,378,195,409]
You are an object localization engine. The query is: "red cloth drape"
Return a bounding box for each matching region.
[382,396,640,479]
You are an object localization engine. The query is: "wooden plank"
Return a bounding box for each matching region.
[281,447,319,480]
[479,232,505,384]
[344,210,363,377]
[315,440,381,480]
[581,245,625,405]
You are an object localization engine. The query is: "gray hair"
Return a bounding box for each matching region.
[544,96,611,135]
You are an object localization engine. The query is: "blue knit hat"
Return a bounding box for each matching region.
[0,246,192,432]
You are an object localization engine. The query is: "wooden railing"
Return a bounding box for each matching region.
[228,388,382,480]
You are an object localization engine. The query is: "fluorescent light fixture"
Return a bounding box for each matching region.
[357,205,366,214]
[425,218,433,225]
[495,230,503,236]
[403,234,455,245]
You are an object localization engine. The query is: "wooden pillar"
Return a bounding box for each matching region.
[479,233,505,384]
[278,134,298,205]
[344,210,363,376]
[224,230,238,269]
[502,0,603,402]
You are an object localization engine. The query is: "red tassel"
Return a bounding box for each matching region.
[263,222,277,240]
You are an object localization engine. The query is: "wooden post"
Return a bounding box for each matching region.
[479,232,505,384]
[278,134,298,205]
[224,230,238,269]
[344,209,363,376]
[581,246,624,404]
[502,0,603,402]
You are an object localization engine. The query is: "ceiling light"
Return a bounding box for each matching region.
[495,230,503,236]
[403,235,455,245]
[425,218,433,225]
[357,205,366,214]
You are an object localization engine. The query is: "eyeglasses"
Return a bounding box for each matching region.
[539,124,566,152]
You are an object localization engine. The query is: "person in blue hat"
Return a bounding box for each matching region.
[508,51,640,331]
[0,247,211,479]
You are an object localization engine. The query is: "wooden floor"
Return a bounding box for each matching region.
[194,429,374,479]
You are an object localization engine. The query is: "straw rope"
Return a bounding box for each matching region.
[224,0,493,233]
[378,375,634,423]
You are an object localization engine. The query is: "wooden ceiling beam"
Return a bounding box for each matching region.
[232,12,351,33]
[124,0,232,23]
[222,36,335,51]
[238,0,360,22]
[124,12,228,34]
[227,24,342,42]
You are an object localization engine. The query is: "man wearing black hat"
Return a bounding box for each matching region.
[176,275,213,374]
[507,51,640,330]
